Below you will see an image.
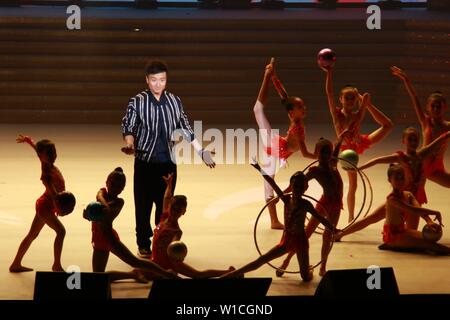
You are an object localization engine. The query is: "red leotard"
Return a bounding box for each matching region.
[35,163,65,217]
[278,198,309,252]
[151,215,182,269]
[317,195,343,218]
[382,224,406,244]
[265,123,305,161]
[340,134,371,154]
[423,116,447,177]
[382,192,409,244]
[337,109,371,154]
[396,151,427,205]
[308,166,343,217]
[91,222,120,251]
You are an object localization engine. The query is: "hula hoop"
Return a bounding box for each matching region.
[300,156,372,233]
[253,193,335,273]
[361,169,373,218]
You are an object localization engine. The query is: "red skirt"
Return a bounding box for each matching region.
[278,232,309,252]
[341,134,371,155]
[264,135,293,161]
[382,223,406,244]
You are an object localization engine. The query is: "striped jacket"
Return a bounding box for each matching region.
[122,89,195,162]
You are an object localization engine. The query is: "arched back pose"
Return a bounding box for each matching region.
[10,135,75,273]
[254,59,315,229]
[392,66,450,187]
[323,66,393,222]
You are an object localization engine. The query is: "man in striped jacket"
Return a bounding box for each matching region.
[122,60,215,258]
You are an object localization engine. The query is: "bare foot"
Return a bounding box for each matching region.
[276,259,289,277]
[302,268,314,282]
[9,264,33,273]
[319,268,326,277]
[275,269,284,277]
[52,264,64,272]
[271,221,284,230]
[348,216,354,224]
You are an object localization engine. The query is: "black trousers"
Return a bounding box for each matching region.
[134,158,177,250]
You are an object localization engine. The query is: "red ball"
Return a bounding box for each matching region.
[317,48,336,69]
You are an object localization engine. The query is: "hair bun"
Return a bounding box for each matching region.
[114,167,123,173]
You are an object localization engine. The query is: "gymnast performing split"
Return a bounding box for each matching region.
[379,164,450,255]
[253,58,315,230]
[223,163,336,281]
[84,168,234,281]
[336,128,450,241]
[275,130,349,277]
[85,167,180,281]
[336,65,450,241]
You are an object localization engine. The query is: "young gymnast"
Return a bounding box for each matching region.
[87,167,179,280]
[391,66,450,187]
[254,58,315,229]
[322,66,393,222]
[223,163,336,281]
[381,164,450,255]
[276,131,349,277]
[336,128,450,241]
[10,135,76,272]
[137,173,235,279]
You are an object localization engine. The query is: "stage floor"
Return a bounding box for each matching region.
[0,124,449,299]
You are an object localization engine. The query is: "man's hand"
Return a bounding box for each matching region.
[200,149,216,168]
[121,146,135,155]
[122,135,135,155]
[250,157,261,171]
